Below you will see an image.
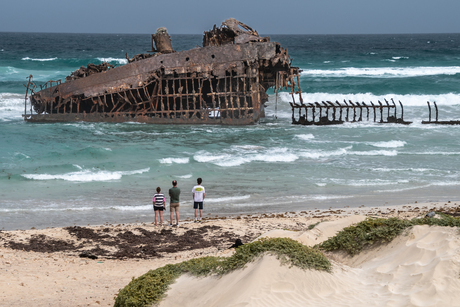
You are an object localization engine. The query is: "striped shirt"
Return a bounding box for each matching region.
[153,193,165,208]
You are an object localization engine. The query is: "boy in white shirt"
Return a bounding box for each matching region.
[192,178,205,222]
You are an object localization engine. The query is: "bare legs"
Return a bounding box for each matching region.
[154,210,163,226]
[170,210,179,225]
[194,209,202,221]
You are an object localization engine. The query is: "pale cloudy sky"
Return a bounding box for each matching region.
[2,0,460,34]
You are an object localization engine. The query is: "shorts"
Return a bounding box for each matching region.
[154,206,164,211]
[170,202,180,212]
[193,202,203,210]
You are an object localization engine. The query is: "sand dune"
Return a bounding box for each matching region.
[2,202,460,306]
[160,224,460,307]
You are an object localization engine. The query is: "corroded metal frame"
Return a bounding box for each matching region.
[24,24,300,125]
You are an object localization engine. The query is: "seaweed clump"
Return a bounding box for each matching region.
[319,213,460,255]
[114,237,331,307]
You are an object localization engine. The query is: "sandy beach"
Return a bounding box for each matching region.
[1,201,460,307]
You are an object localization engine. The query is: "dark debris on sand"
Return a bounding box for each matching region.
[2,224,255,260]
[7,234,77,253]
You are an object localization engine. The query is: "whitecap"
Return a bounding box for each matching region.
[177,174,192,179]
[232,145,265,150]
[375,184,432,193]
[432,181,460,187]
[282,92,460,107]
[110,205,152,211]
[22,167,150,182]
[159,157,190,164]
[205,195,251,203]
[298,146,350,159]
[22,57,58,61]
[97,57,128,65]
[300,66,460,78]
[336,178,409,187]
[350,150,398,156]
[295,134,315,141]
[0,93,26,120]
[368,140,406,148]
[193,148,298,167]
[372,167,434,173]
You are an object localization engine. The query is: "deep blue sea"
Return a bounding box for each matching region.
[1,32,460,230]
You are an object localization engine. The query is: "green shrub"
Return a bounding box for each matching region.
[114,237,331,307]
[319,213,460,255]
[308,221,321,230]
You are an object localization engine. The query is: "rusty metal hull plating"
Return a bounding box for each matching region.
[24,28,300,126]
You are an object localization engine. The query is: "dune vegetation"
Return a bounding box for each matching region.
[114,213,460,307]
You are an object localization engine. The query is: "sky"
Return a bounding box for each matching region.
[1,0,460,35]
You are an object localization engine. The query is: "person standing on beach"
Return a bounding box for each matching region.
[192,177,205,222]
[153,187,166,226]
[169,180,180,226]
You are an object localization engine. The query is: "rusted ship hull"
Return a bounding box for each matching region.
[24,20,300,125]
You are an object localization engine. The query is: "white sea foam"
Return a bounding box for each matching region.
[22,167,150,182]
[284,194,354,201]
[375,184,432,193]
[432,181,460,187]
[376,181,460,193]
[193,148,298,167]
[0,206,95,213]
[333,178,409,187]
[110,205,152,211]
[232,145,265,150]
[350,150,398,156]
[177,174,193,179]
[368,140,406,148]
[97,57,127,65]
[22,57,58,61]
[205,195,251,203]
[300,66,460,78]
[278,92,460,107]
[159,157,190,164]
[295,134,315,141]
[0,204,153,213]
[408,151,460,156]
[0,93,25,121]
[0,66,68,81]
[298,146,350,159]
[310,195,354,200]
[371,167,435,173]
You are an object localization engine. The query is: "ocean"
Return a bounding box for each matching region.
[1,32,460,230]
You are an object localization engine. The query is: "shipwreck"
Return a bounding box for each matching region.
[23,19,301,125]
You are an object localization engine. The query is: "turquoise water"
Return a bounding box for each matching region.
[1,33,460,230]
